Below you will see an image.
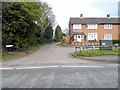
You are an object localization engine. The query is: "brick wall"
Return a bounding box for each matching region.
[70,24,119,41]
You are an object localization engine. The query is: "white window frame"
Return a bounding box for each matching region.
[74,35,77,39]
[81,35,84,39]
[73,24,81,29]
[87,24,98,29]
[88,33,98,40]
[104,24,112,29]
[104,34,112,40]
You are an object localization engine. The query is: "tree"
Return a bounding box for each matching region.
[2,2,55,50]
[2,2,40,49]
[43,24,53,43]
[42,2,56,27]
[37,2,55,41]
[54,25,62,42]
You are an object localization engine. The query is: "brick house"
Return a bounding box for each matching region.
[69,14,120,45]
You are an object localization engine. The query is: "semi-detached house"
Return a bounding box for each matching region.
[69,14,120,45]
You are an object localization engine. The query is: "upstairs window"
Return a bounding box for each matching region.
[104,24,112,29]
[73,24,81,29]
[87,24,98,29]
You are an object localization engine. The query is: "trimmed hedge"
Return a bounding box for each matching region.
[113,40,120,44]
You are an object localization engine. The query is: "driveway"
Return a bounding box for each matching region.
[2,43,118,68]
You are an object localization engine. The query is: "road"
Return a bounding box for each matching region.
[2,64,118,88]
[1,43,119,88]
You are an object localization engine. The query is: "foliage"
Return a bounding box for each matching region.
[113,40,120,44]
[43,22,53,43]
[73,48,120,57]
[61,36,66,43]
[70,36,74,41]
[2,2,55,50]
[54,25,62,42]
[2,44,42,61]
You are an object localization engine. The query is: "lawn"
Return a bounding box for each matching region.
[72,48,120,57]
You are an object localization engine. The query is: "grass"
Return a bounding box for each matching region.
[56,42,62,46]
[0,52,2,61]
[2,44,43,62]
[72,48,120,57]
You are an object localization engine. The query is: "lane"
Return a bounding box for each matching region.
[3,43,116,68]
[2,65,118,88]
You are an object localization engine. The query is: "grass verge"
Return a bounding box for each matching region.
[2,44,43,62]
[56,42,63,46]
[72,48,120,57]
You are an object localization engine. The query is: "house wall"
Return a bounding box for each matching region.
[69,24,119,41]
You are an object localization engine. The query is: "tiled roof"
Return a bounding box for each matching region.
[69,17,120,24]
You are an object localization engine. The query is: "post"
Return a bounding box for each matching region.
[86,24,89,50]
[92,45,95,57]
[80,46,82,53]
[75,47,77,52]
[86,24,89,47]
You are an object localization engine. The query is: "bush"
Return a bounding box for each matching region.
[113,40,120,44]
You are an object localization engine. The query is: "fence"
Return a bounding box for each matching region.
[71,41,100,46]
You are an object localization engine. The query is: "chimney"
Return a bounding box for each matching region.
[107,14,110,19]
[80,14,83,19]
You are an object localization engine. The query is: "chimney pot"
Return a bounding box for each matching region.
[107,14,110,19]
[80,14,83,18]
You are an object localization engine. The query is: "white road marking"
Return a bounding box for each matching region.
[1,64,118,70]
[60,65,104,68]
[0,68,14,70]
[17,65,59,70]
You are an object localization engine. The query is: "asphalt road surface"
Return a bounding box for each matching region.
[1,43,119,88]
[2,64,118,88]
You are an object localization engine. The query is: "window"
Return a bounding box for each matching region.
[87,24,98,29]
[73,24,81,29]
[104,34,112,40]
[88,33,97,40]
[104,24,112,29]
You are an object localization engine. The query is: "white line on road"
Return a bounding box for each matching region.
[60,65,104,68]
[16,66,104,70]
[0,68,14,70]
[17,66,59,70]
[1,64,118,70]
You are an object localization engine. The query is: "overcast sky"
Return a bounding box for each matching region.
[42,0,119,30]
